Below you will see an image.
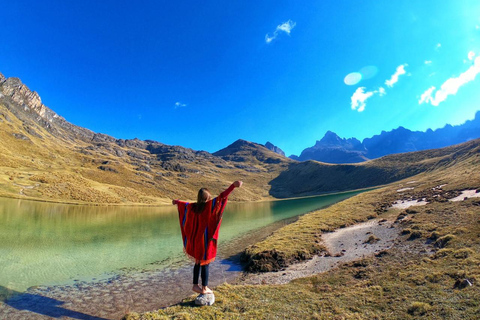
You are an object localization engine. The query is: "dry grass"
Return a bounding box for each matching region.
[3,94,479,206]
[0,102,285,205]
[125,152,480,320]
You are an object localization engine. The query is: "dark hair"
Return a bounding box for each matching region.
[193,188,212,213]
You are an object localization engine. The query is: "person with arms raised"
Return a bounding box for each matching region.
[172,180,243,295]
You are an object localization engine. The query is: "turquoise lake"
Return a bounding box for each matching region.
[0,190,364,292]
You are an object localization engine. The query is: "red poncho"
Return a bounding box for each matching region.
[175,184,235,265]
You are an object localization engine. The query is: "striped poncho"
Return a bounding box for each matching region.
[174,184,235,265]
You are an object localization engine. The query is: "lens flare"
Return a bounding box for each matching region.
[359,65,378,80]
[344,72,362,85]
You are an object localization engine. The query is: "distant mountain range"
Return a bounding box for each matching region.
[290,112,480,163]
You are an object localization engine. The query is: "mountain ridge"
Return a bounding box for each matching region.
[0,72,293,204]
[292,113,480,163]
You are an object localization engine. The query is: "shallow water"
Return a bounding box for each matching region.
[0,190,364,293]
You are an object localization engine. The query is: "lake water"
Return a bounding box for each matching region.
[0,190,364,293]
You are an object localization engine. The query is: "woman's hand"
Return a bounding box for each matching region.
[172,199,177,205]
[233,180,243,188]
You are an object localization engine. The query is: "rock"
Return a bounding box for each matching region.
[23,124,43,139]
[125,138,148,149]
[13,133,30,141]
[265,141,286,157]
[92,133,116,143]
[160,162,187,172]
[194,293,215,306]
[0,75,95,141]
[114,148,125,157]
[137,164,152,172]
[98,165,118,173]
[454,279,473,289]
[127,150,147,160]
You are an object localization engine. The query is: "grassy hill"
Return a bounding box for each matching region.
[269,139,480,198]
[0,74,292,204]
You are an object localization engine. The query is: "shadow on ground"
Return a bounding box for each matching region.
[1,286,110,320]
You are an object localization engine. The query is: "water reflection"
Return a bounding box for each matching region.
[0,190,364,292]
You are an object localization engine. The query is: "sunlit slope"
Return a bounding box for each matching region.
[0,74,290,204]
[269,138,480,197]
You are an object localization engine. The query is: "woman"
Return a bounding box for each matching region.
[172,180,243,294]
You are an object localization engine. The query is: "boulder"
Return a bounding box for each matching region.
[194,293,215,306]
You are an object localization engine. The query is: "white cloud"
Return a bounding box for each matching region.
[277,21,295,34]
[436,43,442,50]
[175,102,187,108]
[385,64,408,87]
[468,51,476,60]
[425,60,432,65]
[350,86,387,112]
[265,20,296,44]
[265,35,275,44]
[378,87,386,96]
[418,86,436,105]
[419,55,480,106]
[351,87,375,112]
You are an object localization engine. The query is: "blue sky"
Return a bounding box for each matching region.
[1,1,480,156]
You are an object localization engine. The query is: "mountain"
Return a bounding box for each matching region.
[271,137,480,198]
[2,71,479,204]
[0,72,290,204]
[264,142,285,157]
[295,131,368,163]
[213,139,290,166]
[363,116,480,158]
[293,114,480,163]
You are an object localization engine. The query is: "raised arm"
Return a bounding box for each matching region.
[218,180,243,199]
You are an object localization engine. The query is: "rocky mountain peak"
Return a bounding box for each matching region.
[315,131,364,151]
[265,141,285,157]
[224,139,260,150]
[0,74,95,142]
[0,76,61,124]
[316,131,342,146]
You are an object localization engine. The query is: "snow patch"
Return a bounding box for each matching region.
[391,199,428,209]
[449,190,480,202]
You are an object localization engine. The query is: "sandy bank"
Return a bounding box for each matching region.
[240,217,399,285]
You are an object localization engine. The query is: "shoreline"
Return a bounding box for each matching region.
[0,185,379,208]
[239,215,400,285]
[0,208,304,320]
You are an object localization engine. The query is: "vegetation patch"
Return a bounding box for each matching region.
[408,301,432,316]
[364,234,380,244]
[434,234,456,248]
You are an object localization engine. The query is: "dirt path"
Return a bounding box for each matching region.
[240,218,400,285]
